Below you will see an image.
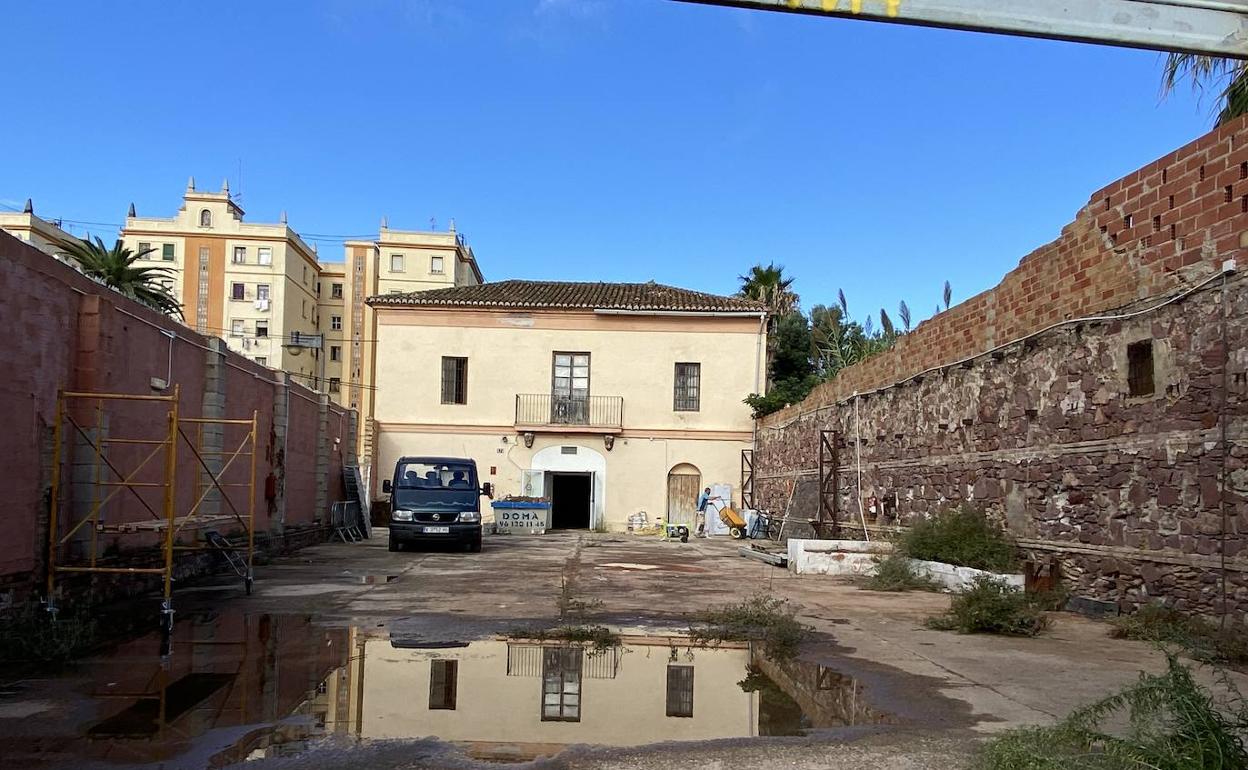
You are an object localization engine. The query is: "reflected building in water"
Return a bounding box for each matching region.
[0,616,891,769]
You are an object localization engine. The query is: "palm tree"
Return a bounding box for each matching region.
[58,236,183,318]
[738,262,800,390]
[737,262,799,318]
[1162,54,1248,125]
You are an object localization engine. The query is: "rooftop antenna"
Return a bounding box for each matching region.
[430,216,436,231]
[235,157,243,205]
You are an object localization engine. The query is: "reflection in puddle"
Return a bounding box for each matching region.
[0,615,894,768]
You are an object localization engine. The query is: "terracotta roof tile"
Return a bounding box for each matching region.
[367,280,765,313]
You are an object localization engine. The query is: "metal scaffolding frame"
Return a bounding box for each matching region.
[47,386,259,634]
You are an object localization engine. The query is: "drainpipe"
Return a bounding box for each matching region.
[750,312,766,508]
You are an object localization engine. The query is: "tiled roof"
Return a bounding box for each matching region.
[367,280,765,313]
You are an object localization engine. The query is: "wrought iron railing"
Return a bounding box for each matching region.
[515,394,623,430]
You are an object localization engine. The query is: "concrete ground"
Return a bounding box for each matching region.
[219,530,1204,768]
[4,530,1229,770]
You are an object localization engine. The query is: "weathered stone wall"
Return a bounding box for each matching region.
[754,121,1248,622]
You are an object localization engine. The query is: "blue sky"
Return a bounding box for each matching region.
[0,0,1215,328]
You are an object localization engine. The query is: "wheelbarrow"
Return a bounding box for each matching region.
[707,498,748,540]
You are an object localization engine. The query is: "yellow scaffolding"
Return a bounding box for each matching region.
[47,386,259,634]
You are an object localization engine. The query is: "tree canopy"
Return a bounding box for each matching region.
[58,236,184,319]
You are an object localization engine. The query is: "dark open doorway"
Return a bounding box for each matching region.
[550,472,592,529]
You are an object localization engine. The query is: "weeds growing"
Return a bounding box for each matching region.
[689,593,809,661]
[900,504,1018,573]
[506,624,621,653]
[926,576,1049,637]
[0,601,99,665]
[864,553,943,592]
[977,653,1248,769]
[1111,604,1248,667]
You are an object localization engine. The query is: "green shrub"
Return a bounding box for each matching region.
[864,553,942,592]
[926,576,1049,637]
[977,653,1248,769]
[1111,604,1248,666]
[900,504,1018,572]
[689,593,809,661]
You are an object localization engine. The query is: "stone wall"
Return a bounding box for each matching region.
[753,121,1248,622]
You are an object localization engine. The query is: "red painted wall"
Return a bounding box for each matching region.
[0,232,352,586]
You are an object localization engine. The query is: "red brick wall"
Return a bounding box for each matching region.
[0,232,354,589]
[751,120,1248,621]
[761,117,1248,427]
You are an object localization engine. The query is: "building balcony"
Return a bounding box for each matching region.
[515,394,623,433]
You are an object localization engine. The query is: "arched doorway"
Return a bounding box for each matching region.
[531,444,607,530]
[667,463,701,529]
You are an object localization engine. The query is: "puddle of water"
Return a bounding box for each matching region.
[0,614,894,768]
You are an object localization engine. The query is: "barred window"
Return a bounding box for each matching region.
[428,659,458,710]
[666,665,694,717]
[674,362,701,412]
[442,357,468,405]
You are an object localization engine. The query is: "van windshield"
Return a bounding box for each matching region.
[393,461,478,511]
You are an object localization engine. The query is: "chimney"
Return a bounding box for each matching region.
[127,202,136,218]
[222,178,230,195]
[187,176,196,192]
[380,216,388,231]
[280,210,288,225]
[22,198,33,214]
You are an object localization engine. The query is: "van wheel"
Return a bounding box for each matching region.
[468,539,482,553]
[388,536,400,552]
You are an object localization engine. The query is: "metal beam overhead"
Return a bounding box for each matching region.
[673,0,1248,59]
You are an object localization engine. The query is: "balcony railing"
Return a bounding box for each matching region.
[515,394,623,432]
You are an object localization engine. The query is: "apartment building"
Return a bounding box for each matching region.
[0,199,75,260]
[368,281,767,531]
[119,178,325,387]
[340,224,484,457]
[116,182,484,444]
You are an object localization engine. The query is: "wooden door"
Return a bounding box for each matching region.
[667,472,701,528]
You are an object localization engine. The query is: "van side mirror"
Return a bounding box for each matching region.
[481,482,494,499]
[382,479,392,494]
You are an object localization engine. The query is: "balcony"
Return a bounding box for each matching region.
[515,394,623,433]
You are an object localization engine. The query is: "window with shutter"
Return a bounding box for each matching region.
[666,665,694,717]
[441,357,468,405]
[428,659,458,710]
[674,362,701,411]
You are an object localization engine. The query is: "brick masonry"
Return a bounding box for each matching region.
[0,232,355,605]
[754,119,1248,622]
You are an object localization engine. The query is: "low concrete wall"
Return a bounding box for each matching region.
[788,539,893,576]
[910,559,1025,592]
[788,539,1026,591]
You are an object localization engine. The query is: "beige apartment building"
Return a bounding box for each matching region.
[368,281,767,531]
[339,225,483,458]
[114,181,483,457]
[0,199,75,260]
[119,178,326,387]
